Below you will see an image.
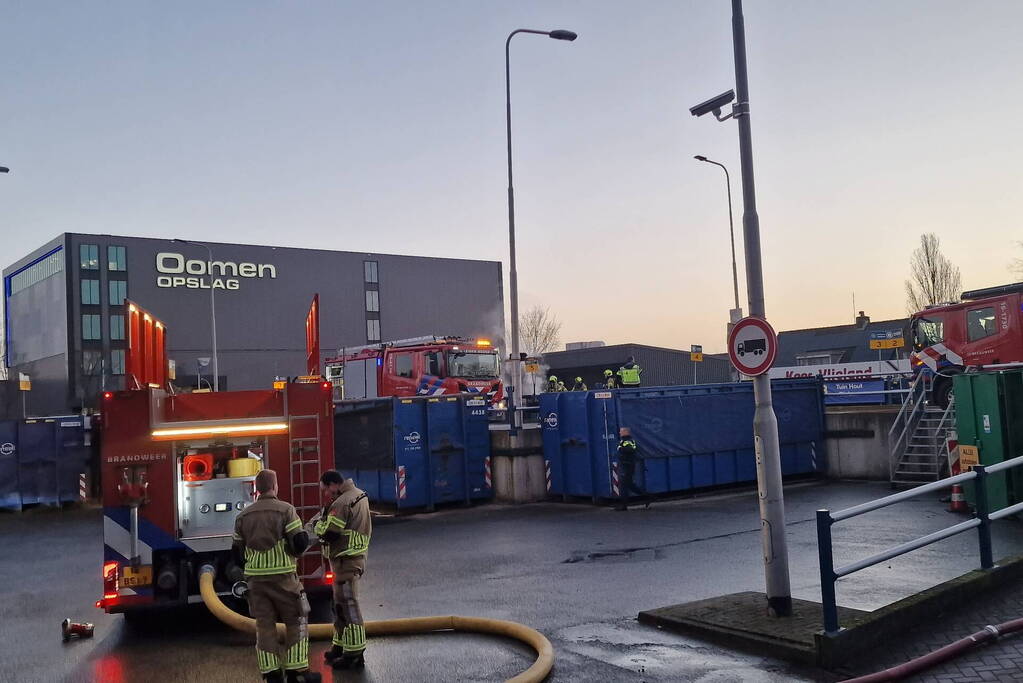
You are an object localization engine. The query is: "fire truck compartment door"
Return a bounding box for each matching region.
[180,477,256,538]
[343,359,374,400]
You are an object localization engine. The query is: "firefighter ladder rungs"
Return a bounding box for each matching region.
[288,413,324,581]
[888,373,956,487]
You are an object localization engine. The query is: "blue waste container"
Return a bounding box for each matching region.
[335,395,492,511]
[540,379,825,502]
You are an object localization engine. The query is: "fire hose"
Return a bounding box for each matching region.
[841,616,1023,682]
[198,566,554,683]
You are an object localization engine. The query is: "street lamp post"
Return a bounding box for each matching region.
[691,0,792,617]
[505,27,577,411]
[173,239,219,392]
[694,155,742,323]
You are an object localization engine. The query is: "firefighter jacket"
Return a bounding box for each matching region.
[232,493,305,578]
[618,363,642,386]
[310,479,372,563]
[572,381,588,392]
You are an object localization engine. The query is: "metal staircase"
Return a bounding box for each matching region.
[889,374,956,486]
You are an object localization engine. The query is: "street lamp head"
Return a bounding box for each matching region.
[0,167,9,174]
[694,155,708,162]
[548,30,578,41]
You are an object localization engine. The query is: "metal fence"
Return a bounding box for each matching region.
[816,453,1023,633]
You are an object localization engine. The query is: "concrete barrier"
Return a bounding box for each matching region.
[490,427,547,503]
[824,405,899,480]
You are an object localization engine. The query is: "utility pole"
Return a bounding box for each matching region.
[731,0,792,616]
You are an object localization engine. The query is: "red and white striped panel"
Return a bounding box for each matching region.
[610,462,620,497]
[544,460,552,493]
[396,465,407,500]
[484,456,492,489]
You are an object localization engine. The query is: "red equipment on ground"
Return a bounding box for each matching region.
[910,282,1023,406]
[324,335,504,404]
[96,297,335,615]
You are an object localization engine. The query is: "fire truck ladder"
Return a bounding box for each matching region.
[889,373,957,487]
[289,413,325,580]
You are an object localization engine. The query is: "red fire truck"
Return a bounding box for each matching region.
[324,336,504,404]
[910,282,1023,406]
[96,299,334,615]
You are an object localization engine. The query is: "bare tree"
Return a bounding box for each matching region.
[1010,241,1023,280]
[905,233,962,314]
[519,305,562,356]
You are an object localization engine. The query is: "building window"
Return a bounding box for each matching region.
[80,244,99,270]
[82,350,103,375]
[82,314,102,340]
[81,279,100,305]
[9,249,64,296]
[796,353,838,367]
[967,307,996,342]
[364,260,378,284]
[110,314,126,341]
[366,290,380,312]
[111,349,125,375]
[367,319,380,342]
[109,280,127,305]
[108,246,127,271]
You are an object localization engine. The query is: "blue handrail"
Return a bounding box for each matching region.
[816,453,1023,633]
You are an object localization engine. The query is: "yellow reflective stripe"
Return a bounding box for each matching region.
[257,648,280,674]
[232,532,243,541]
[283,637,309,670]
[342,624,366,652]
[284,518,301,533]
[338,530,371,556]
[244,539,296,576]
[326,514,346,531]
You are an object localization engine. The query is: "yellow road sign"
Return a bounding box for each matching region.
[690,352,704,362]
[959,444,980,470]
[870,338,904,350]
[524,362,541,374]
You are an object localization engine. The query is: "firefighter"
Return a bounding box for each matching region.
[310,470,372,670]
[617,356,643,387]
[603,369,617,389]
[232,469,319,683]
[556,379,568,392]
[615,427,649,511]
[571,377,587,392]
[546,375,562,393]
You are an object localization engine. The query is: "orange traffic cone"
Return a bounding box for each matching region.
[949,484,968,513]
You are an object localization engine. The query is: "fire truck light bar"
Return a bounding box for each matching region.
[151,422,288,439]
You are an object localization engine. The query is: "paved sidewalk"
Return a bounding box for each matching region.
[836,577,1023,682]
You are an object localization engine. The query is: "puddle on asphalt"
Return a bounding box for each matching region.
[556,621,817,682]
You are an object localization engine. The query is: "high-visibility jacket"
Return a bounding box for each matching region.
[572,382,587,392]
[233,494,305,577]
[618,365,642,386]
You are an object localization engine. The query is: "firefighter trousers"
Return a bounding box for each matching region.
[247,573,310,673]
[331,557,367,654]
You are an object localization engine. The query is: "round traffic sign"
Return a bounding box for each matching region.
[728,316,778,376]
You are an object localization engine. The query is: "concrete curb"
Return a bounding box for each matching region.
[638,552,1023,671]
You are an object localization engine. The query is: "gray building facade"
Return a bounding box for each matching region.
[3,234,504,415]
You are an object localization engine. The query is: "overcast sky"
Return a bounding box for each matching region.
[2,1,1021,353]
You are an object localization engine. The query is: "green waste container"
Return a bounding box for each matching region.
[953,371,1023,511]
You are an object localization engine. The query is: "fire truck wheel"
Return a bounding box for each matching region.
[933,380,953,410]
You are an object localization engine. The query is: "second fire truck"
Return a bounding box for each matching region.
[324,336,504,404]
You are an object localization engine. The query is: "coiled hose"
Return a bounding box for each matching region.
[198,566,553,683]
[842,616,1023,682]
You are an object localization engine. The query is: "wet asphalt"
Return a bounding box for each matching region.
[3,480,1023,683]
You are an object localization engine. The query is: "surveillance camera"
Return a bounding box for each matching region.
[689,90,735,117]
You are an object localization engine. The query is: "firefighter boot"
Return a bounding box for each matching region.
[331,652,366,670]
[323,645,343,664]
[285,670,321,683]
[262,671,285,683]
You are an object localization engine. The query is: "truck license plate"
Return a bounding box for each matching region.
[121,565,153,588]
